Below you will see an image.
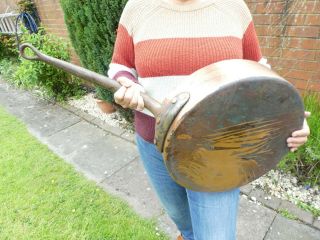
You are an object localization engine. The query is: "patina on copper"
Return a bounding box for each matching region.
[20,43,304,192]
[154,92,190,151]
[162,61,304,191]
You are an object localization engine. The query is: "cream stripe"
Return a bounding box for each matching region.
[137,75,192,117]
[133,6,251,43]
[107,63,138,79]
[119,0,159,35]
[137,58,269,117]
[120,0,252,44]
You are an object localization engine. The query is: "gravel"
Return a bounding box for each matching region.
[69,93,320,213]
[252,170,320,211]
[68,93,133,131]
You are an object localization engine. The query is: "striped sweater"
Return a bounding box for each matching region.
[108,0,263,143]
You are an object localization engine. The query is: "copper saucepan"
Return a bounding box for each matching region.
[20,43,304,192]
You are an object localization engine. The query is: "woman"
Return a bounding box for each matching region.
[108,0,311,239]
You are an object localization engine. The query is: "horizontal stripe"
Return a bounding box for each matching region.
[136,57,270,117]
[137,75,191,117]
[133,7,250,44]
[120,0,252,44]
[242,21,262,61]
[113,71,138,83]
[111,25,135,68]
[135,36,243,78]
[108,63,138,80]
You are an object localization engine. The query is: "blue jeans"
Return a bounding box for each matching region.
[136,134,240,240]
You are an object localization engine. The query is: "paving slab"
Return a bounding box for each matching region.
[46,120,139,182]
[240,184,253,195]
[100,158,163,218]
[24,105,81,138]
[0,85,47,114]
[92,117,126,137]
[249,188,281,210]
[0,81,81,138]
[237,196,277,240]
[76,109,97,122]
[157,213,179,240]
[279,200,314,224]
[121,131,136,143]
[265,215,320,240]
[0,80,46,108]
[313,218,320,230]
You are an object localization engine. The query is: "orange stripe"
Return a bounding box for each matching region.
[112,24,135,68]
[134,36,243,78]
[243,21,262,61]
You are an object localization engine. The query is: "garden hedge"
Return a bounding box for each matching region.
[60,0,133,122]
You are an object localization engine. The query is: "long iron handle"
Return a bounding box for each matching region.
[19,43,162,117]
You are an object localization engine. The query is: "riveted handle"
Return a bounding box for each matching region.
[19,43,162,116]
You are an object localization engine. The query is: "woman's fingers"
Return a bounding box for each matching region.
[288,143,302,148]
[117,77,134,88]
[287,136,308,144]
[292,128,310,138]
[122,87,134,108]
[137,95,144,111]
[129,90,145,111]
[129,91,138,109]
[114,86,126,104]
[114,77,145,110]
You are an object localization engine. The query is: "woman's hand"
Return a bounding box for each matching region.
[287,111,311,152]
[114,77,145,111]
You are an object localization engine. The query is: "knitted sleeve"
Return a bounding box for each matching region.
[237,0,262,61]
[243,21,262,62]
[107,2,138,83]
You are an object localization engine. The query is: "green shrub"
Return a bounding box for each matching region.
[96,85,114,103]
[0,34,18,59]
[15,27,84,101]
[60,0,134,122]
[278,92,320,186]
[0,58,19,83]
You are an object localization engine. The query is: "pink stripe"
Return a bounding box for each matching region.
[113,71,138,83]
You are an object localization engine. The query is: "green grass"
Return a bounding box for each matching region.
[297,201,320,218]
[278,92,320,186]
[0,106,168,240]
[278,209,298,220]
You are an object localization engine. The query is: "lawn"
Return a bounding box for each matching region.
[0,106,168,240]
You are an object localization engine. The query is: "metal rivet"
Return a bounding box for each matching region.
[171,97,177,104]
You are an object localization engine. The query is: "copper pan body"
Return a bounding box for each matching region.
[159,59,304,192]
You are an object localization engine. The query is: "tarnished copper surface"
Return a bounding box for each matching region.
[154,92,190,151]
[162,60,304,191]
